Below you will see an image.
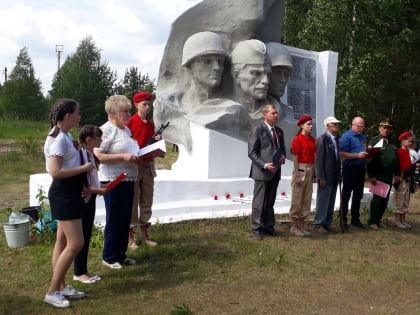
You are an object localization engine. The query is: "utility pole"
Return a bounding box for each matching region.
[2,67,7,82]
[55,44,64,71]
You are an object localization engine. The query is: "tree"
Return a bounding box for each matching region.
[49,36,117,126]
[114,66,155,100]
[0,47,46,120]
[283,0,420,138]
[114,66,156,118]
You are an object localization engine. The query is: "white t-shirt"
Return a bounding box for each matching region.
[44,129,80,173]
[95,121,139,182]
[409,148,419,164]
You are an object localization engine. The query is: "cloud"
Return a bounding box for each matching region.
[0,0,201,93]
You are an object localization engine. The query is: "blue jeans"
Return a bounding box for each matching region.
[102,181,134,263]
[314,184,338,227]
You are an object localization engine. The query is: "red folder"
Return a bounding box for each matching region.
[138,139,166,162]
[369,180,390,198]
[106,173,127,191]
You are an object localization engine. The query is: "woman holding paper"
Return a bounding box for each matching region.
[94,95,139,269]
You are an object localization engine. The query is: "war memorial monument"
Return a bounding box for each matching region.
[30,0,340,224]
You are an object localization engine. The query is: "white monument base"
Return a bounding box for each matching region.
[29,172,295,226]
[29,172,391,226]
[29,125,390,226]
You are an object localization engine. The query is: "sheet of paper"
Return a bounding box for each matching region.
[373,139,383,148]
[369,180,390,198]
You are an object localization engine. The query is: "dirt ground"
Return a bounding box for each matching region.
[0,139,18,153]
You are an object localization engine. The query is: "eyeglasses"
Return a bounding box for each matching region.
[354,125,365,129]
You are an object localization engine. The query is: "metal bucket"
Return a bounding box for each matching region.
[2,221,31,248]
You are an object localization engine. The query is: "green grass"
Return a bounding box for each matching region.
[1,120,420,314]
[0,119,48,140]
[1,211,420,314]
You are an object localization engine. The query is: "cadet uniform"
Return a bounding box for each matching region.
[367,119,400,228]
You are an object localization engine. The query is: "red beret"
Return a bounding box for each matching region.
[398,131,412,142]
[133,92,153,104]
[297,115,312,126]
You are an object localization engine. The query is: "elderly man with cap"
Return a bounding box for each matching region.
[126,91,161,247]
[313,116,342,233]
[367,118,400,230]
[393,131,415,229]
[230,39,271,116]
[289,115,316,237]
[339,116,369,229]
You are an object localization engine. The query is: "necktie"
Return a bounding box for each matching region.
[334,136,340,159]
[271,127,278,150]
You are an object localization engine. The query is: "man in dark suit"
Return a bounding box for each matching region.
[313,116,342,233]
[248,104,286,240]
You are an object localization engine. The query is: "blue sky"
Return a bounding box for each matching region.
[0,0,201,93]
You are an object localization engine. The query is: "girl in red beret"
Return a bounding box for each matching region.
[289,116,316,236]
[393,131,414,228]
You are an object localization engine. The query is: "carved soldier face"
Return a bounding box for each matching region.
[269,66,291,99]
[236,64,269,100]
[189,54,225,90]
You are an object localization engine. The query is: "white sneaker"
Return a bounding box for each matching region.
[60,284,86,299]
[121,257,136,265]
[102,260,123,269]
[44,291,70,308]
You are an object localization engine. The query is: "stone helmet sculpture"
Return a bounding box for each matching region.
[181,31,229,66]
[266,42,293,69]
[230,39,269,65]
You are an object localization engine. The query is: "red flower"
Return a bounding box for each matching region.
[226,193,231,199]
[214,195,218,200]
[239,193,244,198]
[281,191,286,196]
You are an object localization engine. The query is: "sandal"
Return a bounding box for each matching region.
[73,274,101,284]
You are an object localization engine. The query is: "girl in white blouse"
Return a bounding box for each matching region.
[43,99,93,308]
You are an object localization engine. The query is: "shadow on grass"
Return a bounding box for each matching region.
[94,220,246,295]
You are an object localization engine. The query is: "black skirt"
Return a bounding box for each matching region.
[48,173,86,221]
